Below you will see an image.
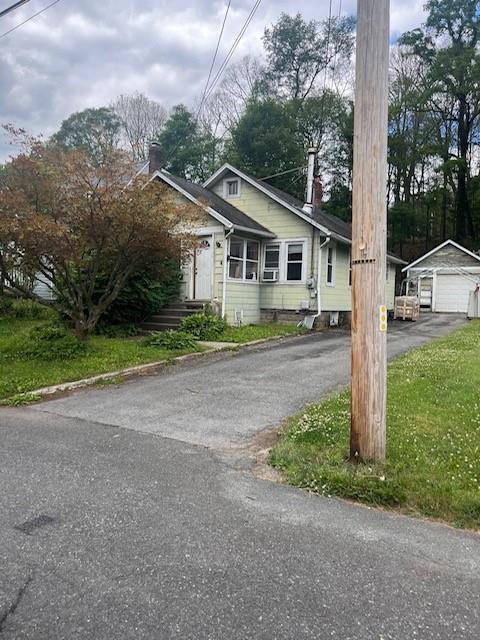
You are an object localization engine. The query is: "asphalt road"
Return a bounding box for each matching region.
[1,314,479,639]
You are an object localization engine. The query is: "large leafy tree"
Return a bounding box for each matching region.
[157,104,217,182]
[227,100,305,197]
[400,0,480,243]
[51,107,122,165]
[0,130,197,338]
[261,12,355,103]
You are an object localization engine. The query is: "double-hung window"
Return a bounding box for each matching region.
[262,241,306,282]
[326,245,335,286]
[286,243,304,281]
[224,178,240,199]
[264,243,280,279]
[229,237,259,280]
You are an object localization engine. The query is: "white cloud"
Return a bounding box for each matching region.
[0,0,428,160]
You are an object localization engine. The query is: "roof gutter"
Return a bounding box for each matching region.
[233,224,276,239]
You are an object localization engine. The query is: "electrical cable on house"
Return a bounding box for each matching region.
[261,166,306,182]
[0,0,63,39]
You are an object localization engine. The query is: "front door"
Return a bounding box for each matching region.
[194,237,212,300]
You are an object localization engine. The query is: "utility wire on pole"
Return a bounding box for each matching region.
[0,0,32,19]
[350,0,390,462]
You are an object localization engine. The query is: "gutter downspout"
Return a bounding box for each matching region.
[313,236,331,323]
[222,229,234,319]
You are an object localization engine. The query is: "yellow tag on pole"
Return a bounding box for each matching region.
[379,305,387,332]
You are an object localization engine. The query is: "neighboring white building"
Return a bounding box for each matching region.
[402,240,480,313]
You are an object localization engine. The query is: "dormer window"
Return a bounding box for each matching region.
[224,178,240,199]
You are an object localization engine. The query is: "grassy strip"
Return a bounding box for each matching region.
[0,319,200,402]
[270,321,480,530]
[217,323,304,344]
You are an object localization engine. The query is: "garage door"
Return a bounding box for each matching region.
[435,274,477,313]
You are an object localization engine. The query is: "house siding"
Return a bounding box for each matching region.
[413,244,480,269]
[224,281,261,324]
[212,175,319,315]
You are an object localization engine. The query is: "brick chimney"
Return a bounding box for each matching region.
[148,142,163,174]
[313,175,323,210]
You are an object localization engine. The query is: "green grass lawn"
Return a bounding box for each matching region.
[217,323,304,343]
[0,318,199,402]
[270,321,480,530]
[0,318,303,403]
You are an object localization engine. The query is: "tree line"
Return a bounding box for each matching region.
[12,0,480,260]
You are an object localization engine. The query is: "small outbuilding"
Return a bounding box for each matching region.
[402,240,480,314]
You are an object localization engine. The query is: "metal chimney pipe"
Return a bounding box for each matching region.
[303,147,317,214]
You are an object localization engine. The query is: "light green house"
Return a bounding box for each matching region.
[151,163,404,326]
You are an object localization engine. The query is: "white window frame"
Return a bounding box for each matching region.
[285,241,306,283]
[228,236,260,282]
[263,242,281,281]
[224,177,241,199]
[262,239,307,284]
[326,244,336,287]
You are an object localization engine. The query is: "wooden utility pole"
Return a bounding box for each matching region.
[350,0,390,462]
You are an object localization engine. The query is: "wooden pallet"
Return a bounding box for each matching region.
[394,296,420,321]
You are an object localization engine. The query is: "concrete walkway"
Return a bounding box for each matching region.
[32,313,467,448]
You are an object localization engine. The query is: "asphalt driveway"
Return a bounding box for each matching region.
[31,312,467,448]
[1,313,479,639]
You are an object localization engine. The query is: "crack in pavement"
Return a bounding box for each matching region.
[0,576,33,634]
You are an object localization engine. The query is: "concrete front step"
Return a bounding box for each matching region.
[151,309,199,319]
[140,300,209,333]
[141,322,181,332]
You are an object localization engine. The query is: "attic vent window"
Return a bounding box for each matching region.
[225,178,240,199]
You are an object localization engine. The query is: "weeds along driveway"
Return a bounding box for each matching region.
[28,313,466,449]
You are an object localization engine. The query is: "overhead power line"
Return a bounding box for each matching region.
[0,0,63,39]
[203,0,263,103]
[196,0,232,121]
[163,0,262,167]
[0,0,32,19]
[261,166,306,181]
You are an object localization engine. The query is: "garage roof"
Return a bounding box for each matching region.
[402,239,480,272]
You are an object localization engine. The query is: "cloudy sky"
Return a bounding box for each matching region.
[0,0,427,160]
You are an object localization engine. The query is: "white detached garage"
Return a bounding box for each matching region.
[403,240,480,314]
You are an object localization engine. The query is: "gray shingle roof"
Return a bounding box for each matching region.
[237,169,404,263]
[157,171,275,237]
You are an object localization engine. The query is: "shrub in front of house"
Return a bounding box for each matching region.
[179,313,227,341]
[98,262,182,327]
[143,330,198,351]
[0,297,57,321]
[95,323,140,338]
[13,325,88,361]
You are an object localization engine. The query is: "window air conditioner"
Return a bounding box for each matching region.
[263,270,279,282]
